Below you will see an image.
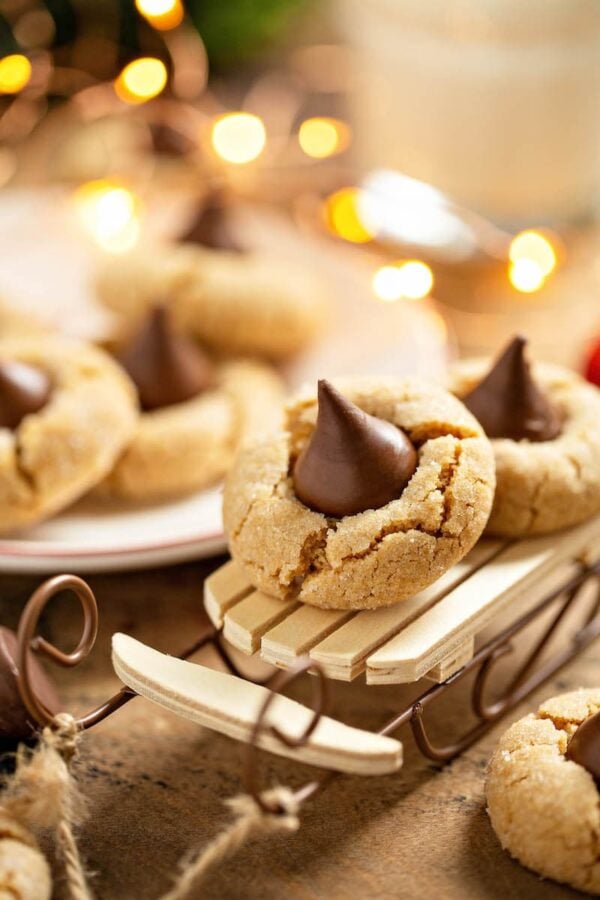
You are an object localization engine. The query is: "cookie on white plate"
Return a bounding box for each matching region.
[0,335,137,533]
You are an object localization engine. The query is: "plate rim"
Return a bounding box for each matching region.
[0,527,226,559]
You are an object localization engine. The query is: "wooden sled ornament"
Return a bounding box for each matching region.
[204,515,600,685]
[7,513,600,803]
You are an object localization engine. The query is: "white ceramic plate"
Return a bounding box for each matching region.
[0,488,226,573]
[0,188,450,573]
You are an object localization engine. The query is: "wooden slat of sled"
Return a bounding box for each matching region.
[224,591,298,654]
[309,541,505,681]
[366,515,600,685]
[204,560,253,628]
[425,637,475,683]
[261,606,354,668]
[475,558,582,647]
[112,633,403,776]
[211,541,503,673]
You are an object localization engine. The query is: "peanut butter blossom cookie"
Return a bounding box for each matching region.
[99,306,283,499]
[487,690,600,894]
[95,192,327,360]
[223,377,495,610]
[451,336,600,537]
[0,336,137,533]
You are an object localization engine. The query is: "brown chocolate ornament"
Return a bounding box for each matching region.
[179,191,245,253]
[118,306,215,411]
[293,379,418,518]
[0,626,59,741]
[566,710,600,784]
[0,361,51,430]
[462,335,561,442]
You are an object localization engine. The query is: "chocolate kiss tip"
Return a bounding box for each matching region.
[119,305,215,411]
[461,334,561,443]
[293,378,418,518]
[0,360,51,430]
[566,710,600,784]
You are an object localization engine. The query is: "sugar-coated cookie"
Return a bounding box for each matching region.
[451,337,600,537]
[0,336,137,533]
[224,377,495,610]
[99,308,284,499]
[487,690,600,894]
[95,239,327,360]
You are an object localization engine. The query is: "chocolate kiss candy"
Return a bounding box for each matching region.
[118,306,215,411]
[566,710,600,784]
[462,335,561,442]
[0,360,51,429]
[179,192,245,253]
[293,379,418,518]
[0,626,60,742]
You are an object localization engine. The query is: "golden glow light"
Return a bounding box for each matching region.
[210,113,266,165]
[509,258,546,294]
[135,0,183,30]
[372,260,434,302]
[509,230,556,277]
[73,180,141,254]
[115,57,167,104]
[298,117,350,159]
[324,187,373,243]
[0,54,32,94]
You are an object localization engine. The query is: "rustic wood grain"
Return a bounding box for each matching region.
[0,557,593,899]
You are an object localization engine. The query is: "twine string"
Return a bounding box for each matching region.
[1,712,92,900]
[2,714,301,900]
[162,787,300,900]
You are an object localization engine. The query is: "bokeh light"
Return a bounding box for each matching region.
[298,117,350,159]
[210,112,266,164]
[509,258,546,294]
[324,187,373,243]
[372,260,434,302]
[135,0,184,31]
[508,229,557,294]
[73,180,141,253]
[0,54,32,94]
[509,230,556,277]
[115,57,168,104]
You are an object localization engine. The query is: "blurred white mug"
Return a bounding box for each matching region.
[337,0,600,226]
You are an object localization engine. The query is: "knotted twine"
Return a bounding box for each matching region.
[161,786,300,900]
[0,712,91,900]
[1,715,300,900]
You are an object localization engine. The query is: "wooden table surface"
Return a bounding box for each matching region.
[1,559,597,900]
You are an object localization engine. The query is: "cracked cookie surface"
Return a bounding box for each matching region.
[99,359,284,500]
[451,360,600,537]
[0,336,137,534]
[223,377,495,610]
[486,689,600,894]
[95,242,327,360]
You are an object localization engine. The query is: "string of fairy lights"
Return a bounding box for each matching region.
[0,0,561,304]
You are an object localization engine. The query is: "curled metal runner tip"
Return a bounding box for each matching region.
[16,573,136,731]
[13,572,274,735]
[243,657,329,814]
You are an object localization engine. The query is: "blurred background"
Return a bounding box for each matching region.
[0,0,599,379]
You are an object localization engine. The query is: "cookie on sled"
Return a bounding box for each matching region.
[224,377,496,611]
